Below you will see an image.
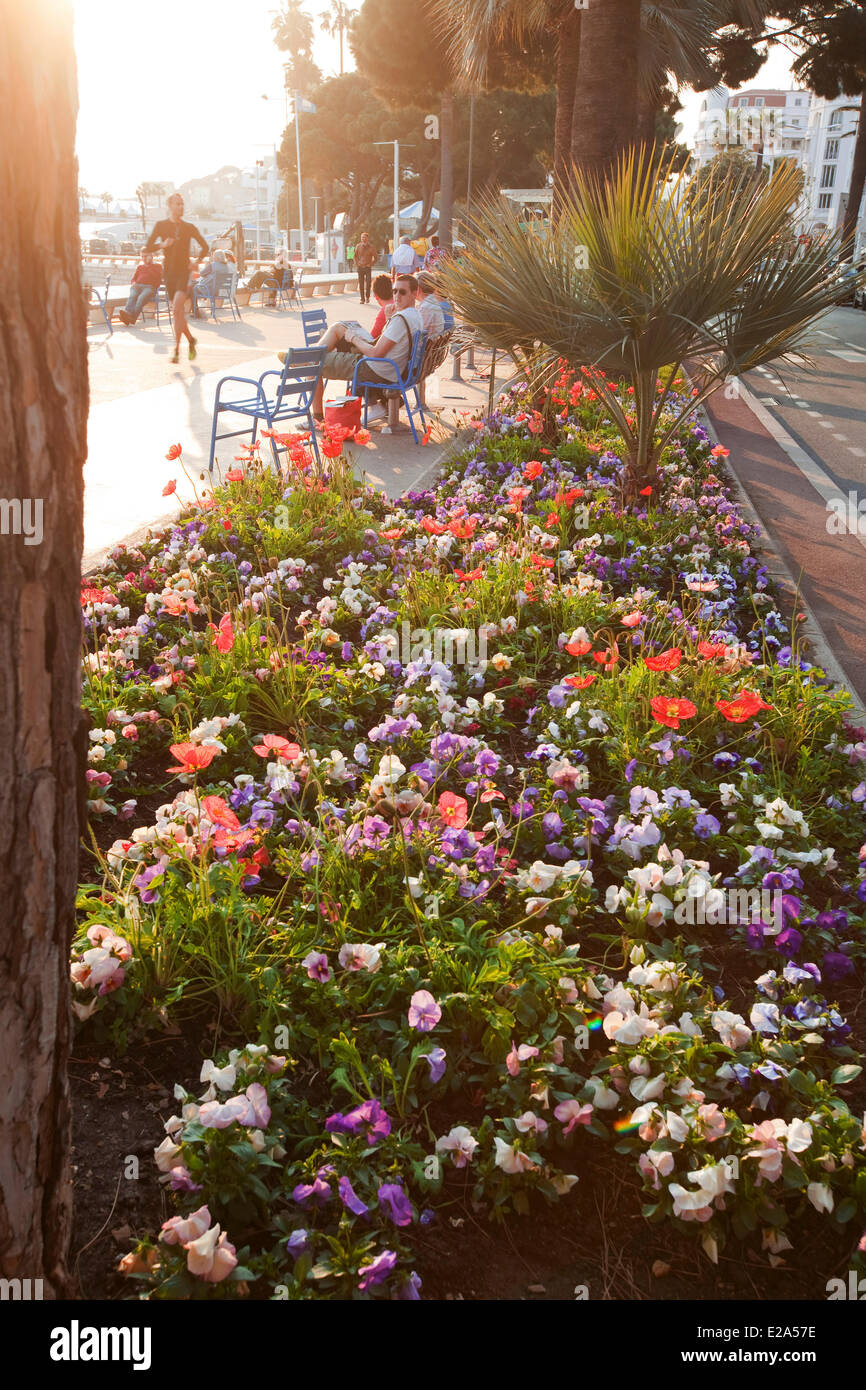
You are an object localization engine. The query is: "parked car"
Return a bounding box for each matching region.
[120,241,136,255]
[87,238,110,254]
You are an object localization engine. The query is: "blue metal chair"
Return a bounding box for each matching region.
[301,307,328,346]
[350,330,428,443]
[251,268,297,311]
[193,270,241,323]
[91,274,113,334]
[208,347,327,474]
[153,285,173,329]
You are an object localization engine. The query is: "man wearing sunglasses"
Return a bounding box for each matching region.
[303,274,423,423]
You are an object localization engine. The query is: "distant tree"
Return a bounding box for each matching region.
[272,0,321,95]
[78,185,88,211]
[351,0,457,247]
[99,190,113,214]
[319,2,357,76]
[692,146,770,211]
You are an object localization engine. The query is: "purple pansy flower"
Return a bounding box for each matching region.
[357,1249,398,1291]
[378,1183,414,1227]
[408,989,442,1032]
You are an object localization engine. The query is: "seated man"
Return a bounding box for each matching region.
[196,249,233,301]
[415,271,445,337]
[284,274,423,423]
[116,250,162,325]
[370,273,395,338]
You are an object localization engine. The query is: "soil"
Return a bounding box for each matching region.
[70,1025,862,1303]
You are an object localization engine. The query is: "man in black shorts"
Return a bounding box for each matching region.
[144,193,209,363]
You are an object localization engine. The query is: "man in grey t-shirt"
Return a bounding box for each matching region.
[303,274,424,420]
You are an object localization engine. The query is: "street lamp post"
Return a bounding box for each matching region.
[254,159,264,264]
[295,95,306,261]
[374,140,415,259]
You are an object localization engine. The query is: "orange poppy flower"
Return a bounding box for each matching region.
[454,567,483,582]
[645,647,682,672]
[449,517,477,539]
[438,790,469,828]
[697,640,727,659]
[162,479,177,497]
[166,743,218,775]
[565,640,592,657]
[639,485,653,496]
[650,696,697,729]
[202,796,241,831]
[715,691,772,723]
[564,673,596,689]
[592,649,617,666]
[225,468,244,482]
[523,460,543,481]
[253,734,301,760]
[165,443,182,461]
[421,517,448,535]
[530,554,554,569]
[209,613,235,653]
[380,529,405,541]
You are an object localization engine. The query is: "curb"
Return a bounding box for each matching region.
[698,390,866,726]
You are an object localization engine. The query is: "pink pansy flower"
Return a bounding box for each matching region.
[493,1138,538,1174]
[184,1224,238,1282]
[554,1099,594,1135]
[514,1111,548,1135]
[506,1040,540,1076]
[160,1205,211,1245]
[198,1095,252,1130]
[435,1126,479,1169]
[338,941,383,973]
[408,989,442,1032]
[302,950,332,982]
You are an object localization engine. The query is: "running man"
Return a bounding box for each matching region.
[144,193,209,363]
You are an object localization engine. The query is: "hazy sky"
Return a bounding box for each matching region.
[73,0,794,198]
[73,0,343,196]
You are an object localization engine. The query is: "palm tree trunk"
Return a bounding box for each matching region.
[552,7,581,219]
[439,87,454,250]
[841,90,866,253]
[637,86,661,152]
[570,0,641,178]
[0,0,88,1297]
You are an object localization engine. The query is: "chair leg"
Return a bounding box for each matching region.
[208,402,221,474]
[387,395,400,430]
[403,391,419,444]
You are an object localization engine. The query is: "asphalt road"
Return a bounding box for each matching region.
[744,306,866,494]
[705,304,866,708]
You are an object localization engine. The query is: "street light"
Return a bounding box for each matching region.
[373,140,415,255]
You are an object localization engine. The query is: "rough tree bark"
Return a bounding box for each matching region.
[552,6,581,219]
[841,91,866,254]
[0,0,88,1295]
[570,0,641,180]
[438,88,455,251]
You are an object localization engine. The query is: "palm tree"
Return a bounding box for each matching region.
[319,2,356,75]
[99,191,113,215]
[438,152,850,492]
[78,186,88,212]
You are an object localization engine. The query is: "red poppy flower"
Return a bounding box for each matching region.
[421,517,448,535]
[253,734,301,760]
[354,428,372,445]
[592,649,617,665]
[565,640,592,657]
[454,567,483,582]
[530,554,554,569]
[162,479,177,497]
[710,445,730,458]
[165,443,182,461]
[650,696,697,729]
[564,673,596,689]
[202,796,241,831]
[639,485,653,496]
[322,440,343,458]
[421,425,433,445]
[449,517,476,539]
[166,743,218,775]
[438,791,469,828]
[645,647,682,672]
[81,587,113,606]
[209,612,235,653]
[715,691,772,723]
[523,460,543,481]
[697,640,727,659]
[225,468,244,482]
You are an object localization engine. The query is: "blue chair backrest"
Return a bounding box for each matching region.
[302,307,328,346]
[440,302,455,331]
[405,329,427,384]
[275,346,327,403]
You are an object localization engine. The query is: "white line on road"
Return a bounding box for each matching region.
[833,434,850,442]
[734,380,866,552]
[828,349,866,362]
[849,447,866,459]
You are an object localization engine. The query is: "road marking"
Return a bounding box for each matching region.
[833,434,850,442]
[733,380,866,552]
[817,420,834,429]
[806,410,823,417]
[849,447,866,459]
[827,349,866,362]
[814,330,837,339]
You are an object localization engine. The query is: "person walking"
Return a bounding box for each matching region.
[116,250,162,325]
[144,193,209,363]
[352,232,377,304]
[391,234,422,280]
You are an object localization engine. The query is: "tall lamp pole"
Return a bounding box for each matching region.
[294,92,306,261]
[254,159,263,263]
[374,140,414,260]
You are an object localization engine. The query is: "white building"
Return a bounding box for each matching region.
[801,93,864,247]
[692,87,811,173]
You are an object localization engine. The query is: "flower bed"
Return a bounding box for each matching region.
[76,370,866,1300]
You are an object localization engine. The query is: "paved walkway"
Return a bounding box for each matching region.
[83,291,507,570]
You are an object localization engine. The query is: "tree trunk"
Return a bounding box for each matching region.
[841,89,866,253]
[439,87,454,251]
[552,7,581,218]
[637,85,661,153]
[570,0,641,180]
[0,0,88,1296]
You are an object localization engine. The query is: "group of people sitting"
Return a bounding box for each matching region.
[115,246,296,327]
[283,268,454,424]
